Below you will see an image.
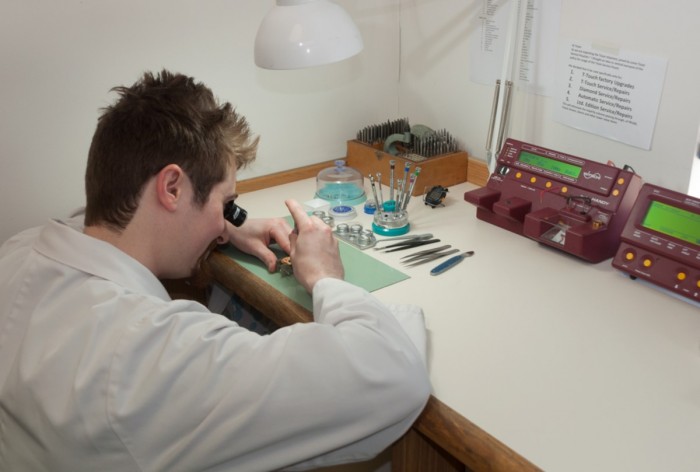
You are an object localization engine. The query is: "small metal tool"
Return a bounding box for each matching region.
[373,233,433,248]
[404,249,460,267]
[399,162,411,208]
[400,244,451,261]
[429,251,475,275]
[401,245,460,267]
[379,238,441,253]
[389,160,396,202]
[369,174,380,209]
[395,178,404,208]
[402,167,421,210]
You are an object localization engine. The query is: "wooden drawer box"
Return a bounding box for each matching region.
[345,140,469,196]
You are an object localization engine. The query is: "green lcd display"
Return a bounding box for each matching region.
[518,151,582,179]
[642,200,700,246]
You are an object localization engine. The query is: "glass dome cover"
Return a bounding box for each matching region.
[315,160,366,206]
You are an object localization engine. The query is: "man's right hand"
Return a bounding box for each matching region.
[285,199,344,293]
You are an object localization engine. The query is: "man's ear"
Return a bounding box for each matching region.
[156,164,185,212]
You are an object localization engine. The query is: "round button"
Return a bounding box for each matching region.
[643,258,652,268]
[612,189,620,197]
[677,272,687,281]
[617,177,625,185]
[561,187,568,193]
[545,181,552,188]
[530,177,537,184]
[515,172,522,179]
[625,251,635,261]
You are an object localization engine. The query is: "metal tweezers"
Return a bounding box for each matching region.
[375,238,441,253]
[373,233,433,248]
[400,245,460,267]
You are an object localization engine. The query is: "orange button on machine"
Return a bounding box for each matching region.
[530,177,537,184]
[617,177,625,185]
[612,189,620,197]
[625,251,635,261]
[677,271,687,282]
[643,258,653,268]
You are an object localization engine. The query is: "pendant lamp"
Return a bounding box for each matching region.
[254,0,363,70]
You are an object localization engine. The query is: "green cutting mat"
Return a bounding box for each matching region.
[220,237,409,311]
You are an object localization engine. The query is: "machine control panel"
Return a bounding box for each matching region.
[465,138,643,262]
[612,183,700,302]
[498,141,620,195]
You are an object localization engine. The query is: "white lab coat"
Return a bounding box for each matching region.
[0,217,430,471]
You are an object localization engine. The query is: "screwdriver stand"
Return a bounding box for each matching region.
[372,203,410,236]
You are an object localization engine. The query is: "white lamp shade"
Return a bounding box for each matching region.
[254,0,364,70]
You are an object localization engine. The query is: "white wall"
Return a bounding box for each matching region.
[0,0,400,243]
[2,0,699,244]
[398,0,700,194]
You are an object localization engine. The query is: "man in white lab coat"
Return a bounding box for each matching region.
[0,70,431,471]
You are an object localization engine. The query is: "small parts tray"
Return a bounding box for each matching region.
[334,223,377,250]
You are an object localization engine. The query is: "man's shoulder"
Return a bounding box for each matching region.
[0,224,43,257]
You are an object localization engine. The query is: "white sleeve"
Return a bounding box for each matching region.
[385,303,428,366]
[280,279,431,470]
[111,279,431,472]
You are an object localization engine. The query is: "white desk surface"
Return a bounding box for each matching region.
[237,177,700,472]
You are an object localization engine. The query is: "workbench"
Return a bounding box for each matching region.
[205,169,700,472]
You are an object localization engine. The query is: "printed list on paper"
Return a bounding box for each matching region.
[468,0,561,96]
[553,41,667,150]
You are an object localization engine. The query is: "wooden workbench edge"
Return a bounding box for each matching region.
[236,156,489,194]
[206,251,311,327]
[415,396,542,471]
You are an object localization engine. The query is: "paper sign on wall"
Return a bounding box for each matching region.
[553,40,668,150]
[468,0,562,96]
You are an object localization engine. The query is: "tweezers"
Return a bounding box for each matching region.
[376,238,441,253]
[400,244,451,262]
[401,246,460,267]
[373,233,433,249]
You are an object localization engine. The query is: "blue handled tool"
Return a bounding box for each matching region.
[429,251,475,275]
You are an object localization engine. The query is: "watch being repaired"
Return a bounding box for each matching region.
[276,256,293,276]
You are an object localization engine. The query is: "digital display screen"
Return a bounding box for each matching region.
[518,151,582,179]
[642,200,700,246]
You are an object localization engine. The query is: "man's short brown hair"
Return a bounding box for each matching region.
[84,70,258,229]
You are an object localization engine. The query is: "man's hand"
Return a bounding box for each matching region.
[226,217,293,273]
[285,199,344,293]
